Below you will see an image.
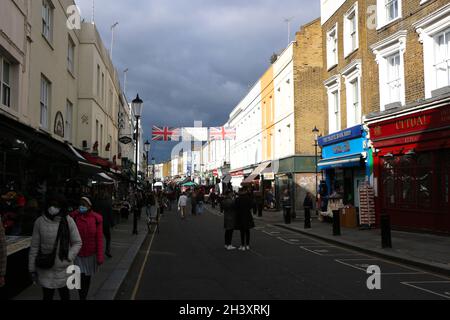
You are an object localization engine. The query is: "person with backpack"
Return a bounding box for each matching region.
[28,194,82,300]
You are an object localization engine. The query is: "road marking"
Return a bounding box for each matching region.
[131,228,157,300]
[401,281,450,300]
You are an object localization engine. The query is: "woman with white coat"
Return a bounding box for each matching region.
[29,194,82,300]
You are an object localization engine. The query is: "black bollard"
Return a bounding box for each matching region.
[304,208,311,229]
[333,210,341,236]
[284,208,291,224]
[381,214,392,248]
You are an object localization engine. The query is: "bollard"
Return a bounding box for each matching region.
[304,208,311,229]
[381,214,392,248]
[333,210,341,236]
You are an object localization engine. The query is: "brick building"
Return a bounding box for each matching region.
[364,0,450,233]
[318,0,374,219]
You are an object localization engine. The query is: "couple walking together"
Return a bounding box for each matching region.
[222,188,255,251]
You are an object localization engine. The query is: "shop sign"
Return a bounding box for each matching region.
[264,172,275,180]
[54,112,64,138]
[319,125,363,147]
[370,104,450,141]
[231,170,244,177]
[119,136,133,144]
[332,142,350,155]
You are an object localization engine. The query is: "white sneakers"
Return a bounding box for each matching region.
[225,245,250,251]
[226,245,236,251]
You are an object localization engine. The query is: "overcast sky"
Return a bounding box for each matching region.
[75,0,320,162]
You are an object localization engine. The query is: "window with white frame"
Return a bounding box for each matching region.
[1,57,11,108]
[327,24,338,69]
[377,0,402,29]
[434,28,450,89]
[325,76,341,134]
[344,4,359,57]
[386,52,402,104]
[350,79,361,126]
[372,31,406,110]
[65,100,73,142]
[42,0,53,42]
[96,65,100,95]
[415,4,450,98]
[40,75,51,129]
[67,37,75,73]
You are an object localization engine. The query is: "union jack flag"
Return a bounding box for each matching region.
[152,126,181,141]
[209,127,236,141]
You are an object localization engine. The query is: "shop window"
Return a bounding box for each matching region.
[382,158,395,207]
[416,153,433,209]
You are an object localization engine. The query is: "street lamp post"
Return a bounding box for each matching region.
[132,94,143,235]
[152,157,156,185]
[312,126,320,215]
[144,140,151,187]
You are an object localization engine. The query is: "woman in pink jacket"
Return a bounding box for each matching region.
[71,197,104,300]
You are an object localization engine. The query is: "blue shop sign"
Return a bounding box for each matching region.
[321,137,368,159]
[318,125,363,147]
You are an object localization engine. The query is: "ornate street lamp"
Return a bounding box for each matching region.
[132,94,143,235]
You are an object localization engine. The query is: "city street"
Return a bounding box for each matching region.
[118,206,450,300]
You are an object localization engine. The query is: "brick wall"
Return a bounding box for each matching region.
[293,18,325,155]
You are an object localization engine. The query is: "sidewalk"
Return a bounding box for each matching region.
[252,210,450,276]
[14,215,147,300]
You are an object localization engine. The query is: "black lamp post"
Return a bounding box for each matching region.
[313,126,320,213]
[144,140,151,186]
[132,94,143,235]
[152,157,156,184]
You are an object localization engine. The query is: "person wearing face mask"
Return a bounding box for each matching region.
[28,194,82,300]
[70,197,104,300]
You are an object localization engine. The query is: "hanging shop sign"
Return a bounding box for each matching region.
[119,136,133,145]
[54,112,64,138]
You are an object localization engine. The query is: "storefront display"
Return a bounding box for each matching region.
[318,125,371,219]
[367,100,450,233]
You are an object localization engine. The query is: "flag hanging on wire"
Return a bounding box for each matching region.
[152,126,181,141]
[209,127,236,141]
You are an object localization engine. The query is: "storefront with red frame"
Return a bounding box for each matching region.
[367,98,450,234]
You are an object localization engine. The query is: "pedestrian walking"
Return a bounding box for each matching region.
[196,190,205,215]
[254,189,264,217]
[0,221,6,288]
[178,192,188,219]
[28,194,82,301]
[282,189,292,224]
[303,192,314,229]
[235,188,255,251]
[191,190,197,216]
[93,189,114,258]
[70,197,104,300]
[222,191,236,250]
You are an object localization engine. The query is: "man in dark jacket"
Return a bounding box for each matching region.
[235,188,255,251]
[303,192,314,229]
[222,191,236,250]
[93,188,114,258]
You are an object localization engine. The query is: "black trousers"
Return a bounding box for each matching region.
[42,287,70,301]
[78,274,91,300]
[104,225,112,254]
[240,229,250,246]
[225,229,234,246]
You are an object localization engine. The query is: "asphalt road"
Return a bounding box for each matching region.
[117,205,450,300]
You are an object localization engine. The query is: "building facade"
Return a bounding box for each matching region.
[364,0,450,233]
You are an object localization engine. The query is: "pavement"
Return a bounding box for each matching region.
[253,210,450,277]
[14,213,147,300]
[120,205,450,300]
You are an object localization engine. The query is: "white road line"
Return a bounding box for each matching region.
[401,282,450,300]
[131,229,157,300]
[335,259,427,275]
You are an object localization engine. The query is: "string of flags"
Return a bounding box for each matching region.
[152,126,236,142]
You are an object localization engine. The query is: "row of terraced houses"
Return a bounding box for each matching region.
[162,0,450,234]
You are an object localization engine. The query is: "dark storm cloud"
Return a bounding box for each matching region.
[76,0,320,161]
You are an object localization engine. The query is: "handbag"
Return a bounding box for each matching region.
[35,223,61,270]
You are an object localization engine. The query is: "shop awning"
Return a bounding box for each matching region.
[95,173,115,184]
[318,153,366,170]
[242,161,271,184]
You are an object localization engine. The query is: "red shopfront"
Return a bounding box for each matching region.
[368,102,450,234]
